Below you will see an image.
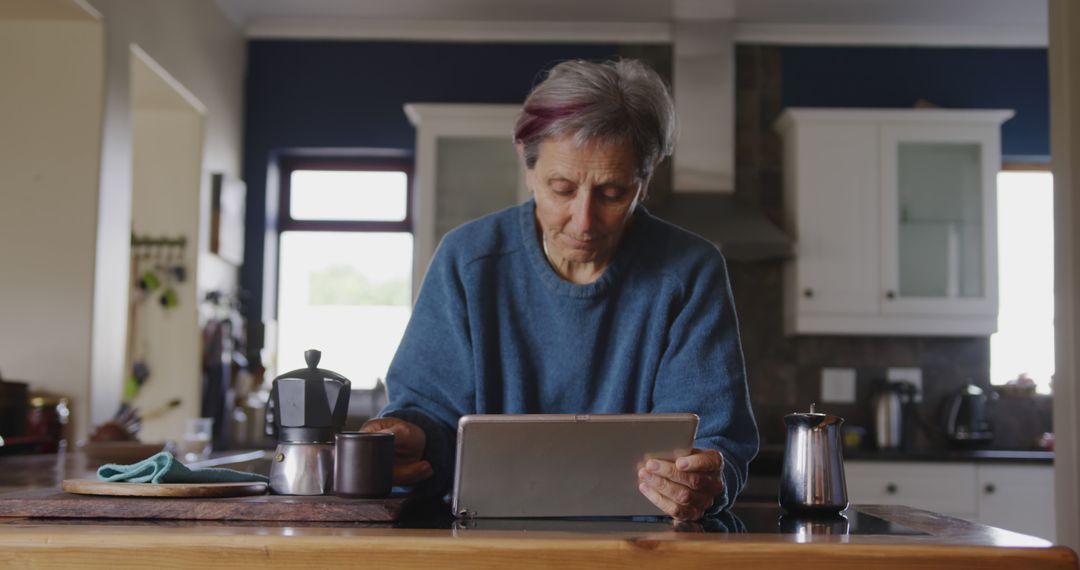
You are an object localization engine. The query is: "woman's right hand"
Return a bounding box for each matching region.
[360,417,433,484]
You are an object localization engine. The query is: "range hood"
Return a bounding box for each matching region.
[650,18,794,261]
[651,193,793,261]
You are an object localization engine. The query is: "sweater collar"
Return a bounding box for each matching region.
[518,198,646,299]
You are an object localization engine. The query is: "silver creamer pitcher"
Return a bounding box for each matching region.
[779,404,848,513]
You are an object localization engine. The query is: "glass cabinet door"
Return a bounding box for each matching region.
[405,104,523,300]
[880,124,998,316]
[434,136,523,244]
[896,142,984,298]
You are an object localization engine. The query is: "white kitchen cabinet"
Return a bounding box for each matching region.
[404,104,526,301]
[845,460,1056,541]
[845,461,978,519]
[776,109,1013,336]
[976,464,1056,541]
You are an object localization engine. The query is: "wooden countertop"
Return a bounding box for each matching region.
[0,452,1075,569]
[0,502,1075,569]
[0,447,269,493]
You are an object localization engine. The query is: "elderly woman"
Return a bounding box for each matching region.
[363,59,758,520]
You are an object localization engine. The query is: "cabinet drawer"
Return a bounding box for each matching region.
[846,461,977,515]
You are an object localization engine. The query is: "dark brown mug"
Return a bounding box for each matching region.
[334,432,394,499]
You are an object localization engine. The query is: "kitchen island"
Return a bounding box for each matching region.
[0,451,1075,569]
[0,499,1075,569]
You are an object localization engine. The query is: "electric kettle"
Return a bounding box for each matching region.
[944,384,995,447]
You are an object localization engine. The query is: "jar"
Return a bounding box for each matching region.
[26,396,69,453]
[0,373,29,437]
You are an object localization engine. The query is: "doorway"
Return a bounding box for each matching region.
[127,45,206,441]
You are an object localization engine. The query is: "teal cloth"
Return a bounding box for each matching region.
[97,451,269,484]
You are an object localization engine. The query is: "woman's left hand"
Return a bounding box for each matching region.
[637,448,725,521]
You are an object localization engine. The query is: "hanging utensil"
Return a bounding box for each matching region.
[124,243,151,405]
[172,241,188,283]
[159,241,180,309]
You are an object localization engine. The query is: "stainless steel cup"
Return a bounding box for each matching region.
[334,432,394,499]
[779,404,848,513]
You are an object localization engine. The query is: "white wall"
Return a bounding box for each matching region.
[86,0,246,435]
[0,2,105,442]
[1049,0,1080,552]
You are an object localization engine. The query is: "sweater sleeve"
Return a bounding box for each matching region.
[652,253,759,514]
[379,237,475,499]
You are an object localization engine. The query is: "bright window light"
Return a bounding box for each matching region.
[277,231,413,389]
[990,171,1054,394]
[290,170,408,221]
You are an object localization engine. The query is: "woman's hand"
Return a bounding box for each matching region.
[637,448,725,521]
[360,417,433,485]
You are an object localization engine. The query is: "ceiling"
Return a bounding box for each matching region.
[216,0,675,24]
[214,0,1048,46]
[0,0,101,21]
[214,0,1047,26]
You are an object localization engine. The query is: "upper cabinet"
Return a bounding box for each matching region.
[404,104,526,300]
[776,108,1013,336]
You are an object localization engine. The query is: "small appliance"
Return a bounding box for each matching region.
[0,372,29,440]
[872,381,918,450]
[944,384,995,447]
[265,349,351,495]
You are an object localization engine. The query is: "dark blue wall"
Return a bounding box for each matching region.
[780,46,1049,161]
[242,42,1051,354]
[242,41,619,348]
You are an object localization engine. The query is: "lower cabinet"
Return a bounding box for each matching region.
[975,464,1057,542]
[845,461,978,519]
[845,461,1056,541]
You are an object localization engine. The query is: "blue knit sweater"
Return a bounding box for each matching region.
[381,199,759,512]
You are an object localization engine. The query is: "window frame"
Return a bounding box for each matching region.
[278,156,413,233]
[269,154,416,382]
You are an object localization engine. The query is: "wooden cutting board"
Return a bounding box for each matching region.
[0,487,409,522]
[61,478,268,498]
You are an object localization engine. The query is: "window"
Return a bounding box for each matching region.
[990,170,1054,394]
[275,158,413,389]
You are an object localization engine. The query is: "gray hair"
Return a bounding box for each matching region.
[513,59,677,182]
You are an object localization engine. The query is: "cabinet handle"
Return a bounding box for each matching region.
[803,288,814,299]
[984,483,996,495]
[885,290,896,300]
[885,483,898,494]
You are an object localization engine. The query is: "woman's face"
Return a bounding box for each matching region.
[524,134,644,269]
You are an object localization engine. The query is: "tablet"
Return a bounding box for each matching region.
[451,413,699,518]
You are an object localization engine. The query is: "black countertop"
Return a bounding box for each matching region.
[842,448,1054,463]
[748,445,1053,486]
[398,499,925,535]
[754,444,1052,466]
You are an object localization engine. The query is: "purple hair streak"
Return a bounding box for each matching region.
[513,101,591,145]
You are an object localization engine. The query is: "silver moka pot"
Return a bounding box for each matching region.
[265,349,351,495]
[779,404,849,513]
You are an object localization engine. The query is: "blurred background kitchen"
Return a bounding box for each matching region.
[0,0,1076,546]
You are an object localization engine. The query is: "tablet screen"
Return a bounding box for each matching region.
[452,413,698,518]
